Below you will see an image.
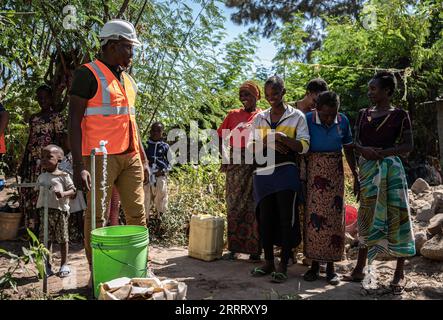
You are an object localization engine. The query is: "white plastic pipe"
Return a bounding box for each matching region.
[90,140,108,232]
[90,149,96,231]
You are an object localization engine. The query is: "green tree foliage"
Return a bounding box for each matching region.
[0,0,258,172]
[273,0,443,159]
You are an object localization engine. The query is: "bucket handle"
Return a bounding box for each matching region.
[96,243,148,274]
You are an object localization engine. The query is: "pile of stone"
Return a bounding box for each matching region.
[98,276,187,300]
[409,178,443,261]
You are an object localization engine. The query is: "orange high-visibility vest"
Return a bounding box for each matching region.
[81,59,140,156]
[0,134,5,154]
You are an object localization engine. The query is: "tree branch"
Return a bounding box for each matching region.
[134,0,149,27]
[143,0,211,137]
[116,0,131,19]
[102,0,111,21]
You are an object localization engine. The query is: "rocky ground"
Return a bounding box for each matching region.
[408,178,443,261]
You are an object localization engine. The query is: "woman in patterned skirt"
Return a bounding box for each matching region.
[217,81,262,260]
[303,91,359,285]
[343,71,416,295]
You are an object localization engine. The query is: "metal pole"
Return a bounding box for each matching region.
[91,150,96,231]
[42,184,49,294]
[90,149,96,298]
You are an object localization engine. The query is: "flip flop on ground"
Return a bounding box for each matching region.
[303,269,319,282]
[222,252,238,260]
[251,265,274,277]
[59,264,71,278]
[326,272,341,285]
[270,271,288,283]
[342,272,365,282]
[390,277,406,295]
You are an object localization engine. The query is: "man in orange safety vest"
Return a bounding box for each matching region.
[68,20,149,284]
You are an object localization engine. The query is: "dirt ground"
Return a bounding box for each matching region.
[1,239,442,300]
[1,180,442,300]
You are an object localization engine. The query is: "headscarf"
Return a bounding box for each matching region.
[239,80,261,100]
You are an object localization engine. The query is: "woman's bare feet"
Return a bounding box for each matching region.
[390,271,406,295]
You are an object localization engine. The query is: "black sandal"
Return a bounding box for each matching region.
[303,268,319,282]
[251,264,274,277]
[326,272,340,285]
[222,251,237,260]
[390,277,406,295]
[271,271,288,283]
[342,273,365,282]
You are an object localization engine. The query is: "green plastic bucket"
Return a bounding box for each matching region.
[91,225,149,298]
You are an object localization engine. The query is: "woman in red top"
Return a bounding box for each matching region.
[217,81,262,261]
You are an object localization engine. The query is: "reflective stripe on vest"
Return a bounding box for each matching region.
[84,106,136,116]
[88,61,112,106]
[85,61,137,116]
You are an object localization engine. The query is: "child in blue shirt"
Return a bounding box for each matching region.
[143,122,171,234]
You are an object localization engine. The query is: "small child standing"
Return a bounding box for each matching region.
[143,122,171,234]
[36,144,76,277]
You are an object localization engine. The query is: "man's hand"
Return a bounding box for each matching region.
[73,167,92,192]
[143,163,150,185]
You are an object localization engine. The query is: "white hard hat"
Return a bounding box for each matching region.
[99,19,141,46]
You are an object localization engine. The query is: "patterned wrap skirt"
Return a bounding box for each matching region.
[304,152,345,262]
[225,162,260,255]
[358,156,415,263]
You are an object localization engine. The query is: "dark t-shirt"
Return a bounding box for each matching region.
[69,59,124,99]
[0,102,5,112]
[356,107,411,149]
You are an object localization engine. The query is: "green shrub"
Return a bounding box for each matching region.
[152,164,226,246]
